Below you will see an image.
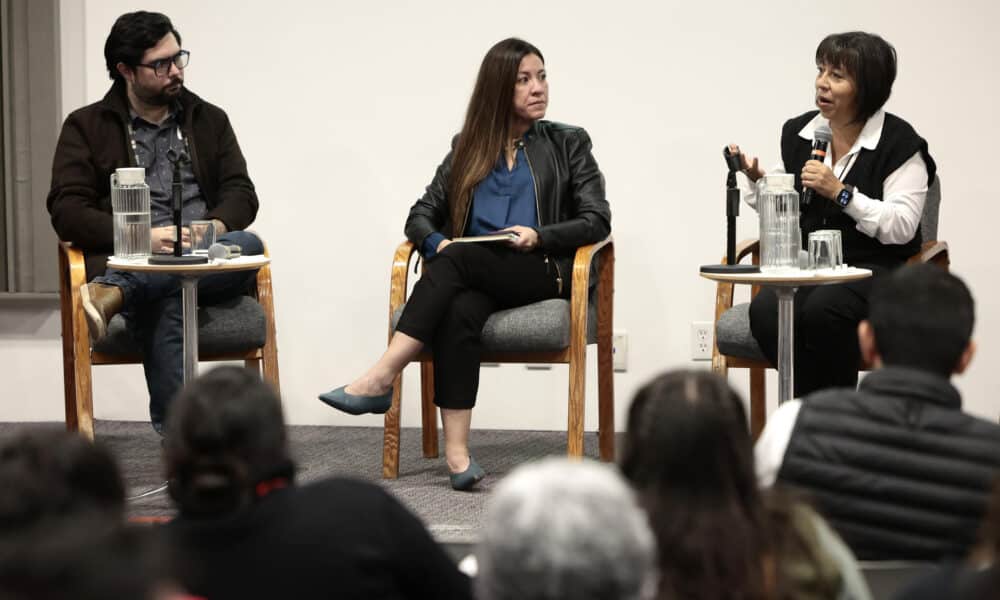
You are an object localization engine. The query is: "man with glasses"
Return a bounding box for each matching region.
[47,11,263,434]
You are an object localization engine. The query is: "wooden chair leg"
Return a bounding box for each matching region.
[597,339,615,462]
[382,372,403,479]
[567,347,586,458]
[750,367,766,441]
[260,334,280,396]
[420,361,438,458]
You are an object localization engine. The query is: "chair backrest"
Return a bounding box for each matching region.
[921,176,941,242]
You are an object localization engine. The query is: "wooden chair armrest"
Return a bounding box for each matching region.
[254,241,277,324]
[908,240,949,269]
[730,238,760,265]
[388,241,418,341]
[59,242,88,289]
[569,235,614,340]
[713,237,761,320]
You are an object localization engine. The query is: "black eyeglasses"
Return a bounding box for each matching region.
[135,50,190,77]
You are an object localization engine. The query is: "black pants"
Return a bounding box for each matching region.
[395,243,563,409]
[748,262,892,398]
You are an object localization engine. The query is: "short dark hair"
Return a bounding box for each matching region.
[0,429,125,533]
[164,366,292,517]
[104,11,181,82]
[869,264,975,376]
[815,31,896,124]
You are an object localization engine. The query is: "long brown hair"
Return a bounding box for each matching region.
[448,38,544,235]
[621,370,772,599]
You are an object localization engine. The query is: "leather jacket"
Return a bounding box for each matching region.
[404,120,611,283]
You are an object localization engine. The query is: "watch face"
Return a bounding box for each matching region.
[837,188,852,208]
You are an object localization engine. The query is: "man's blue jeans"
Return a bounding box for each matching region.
[93,231,264,432]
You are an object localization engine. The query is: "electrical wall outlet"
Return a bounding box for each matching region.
[691,321,714,361]
[613,331,628,372]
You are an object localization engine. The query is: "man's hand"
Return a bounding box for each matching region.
[211,219,228,235]
[151,225,190,254]
[502,225,540,252]
[436,238,452,253]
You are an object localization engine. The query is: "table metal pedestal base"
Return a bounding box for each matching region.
[181,276,199,384]
[776,286,797,404]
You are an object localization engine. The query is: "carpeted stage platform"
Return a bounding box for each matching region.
[0,421,621,545]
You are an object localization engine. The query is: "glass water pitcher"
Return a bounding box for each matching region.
[757,174,801,272]
[110,167,151,259]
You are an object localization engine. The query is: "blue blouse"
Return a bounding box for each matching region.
[422,146,538,257]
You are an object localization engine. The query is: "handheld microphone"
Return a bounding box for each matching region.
[802,125,833,206]
[208,242,242,261]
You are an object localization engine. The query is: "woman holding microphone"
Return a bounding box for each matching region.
[730,31,936,397]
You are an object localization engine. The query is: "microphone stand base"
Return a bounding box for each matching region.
[149,255,208,266]
[700,264,760,274]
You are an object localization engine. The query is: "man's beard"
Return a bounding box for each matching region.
[135,77,183,106]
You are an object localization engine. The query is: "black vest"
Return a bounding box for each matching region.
[776,367,1000,560]
[780,112,937,266]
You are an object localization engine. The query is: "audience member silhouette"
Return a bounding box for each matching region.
[162,366,472,600]
[476,456,657,600]
[621,370,871,600]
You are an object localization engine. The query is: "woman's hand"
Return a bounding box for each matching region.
[801,160,844,200]
[502,225,540,252]
[728,144,763,182]
[151,225,190,253]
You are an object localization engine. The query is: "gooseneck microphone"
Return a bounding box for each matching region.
[802,124,833,206]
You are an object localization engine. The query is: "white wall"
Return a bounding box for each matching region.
[2,0,997,430]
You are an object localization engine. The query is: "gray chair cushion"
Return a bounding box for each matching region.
[715,302,768,361]
[392,297,599,353]
[93,295,267,356]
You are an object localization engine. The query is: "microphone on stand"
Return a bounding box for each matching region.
[700,146,760,275]
[802,125,833,206]
[171,153,184,257]
[149,147,207,265]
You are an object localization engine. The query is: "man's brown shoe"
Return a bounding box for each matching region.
[80,283,123,344]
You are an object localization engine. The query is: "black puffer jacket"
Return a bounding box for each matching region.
[777,367,1000,560]
[404,120,611,282]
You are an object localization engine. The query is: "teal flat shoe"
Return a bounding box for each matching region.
[318,386,392,415]
[449,457,486,491]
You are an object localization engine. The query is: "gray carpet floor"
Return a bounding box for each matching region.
[0,421,620,544]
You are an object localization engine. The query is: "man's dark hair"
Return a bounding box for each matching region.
[815,31,896,124]
[104,11,181,82]
[164,366,292,517]
[869,264,975,376]
[0,429,125,533]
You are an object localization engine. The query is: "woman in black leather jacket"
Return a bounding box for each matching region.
[319,38,610,490]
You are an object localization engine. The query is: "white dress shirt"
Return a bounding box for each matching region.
[754,399,803,487]
[742,110,929,245]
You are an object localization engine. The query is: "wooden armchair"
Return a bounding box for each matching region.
[58,242,280,439]
[711,177,947,438]
[381,237,615,479]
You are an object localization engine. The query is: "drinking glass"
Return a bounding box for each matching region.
[190,220,216,255]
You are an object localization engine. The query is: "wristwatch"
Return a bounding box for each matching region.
[836,184,854,209]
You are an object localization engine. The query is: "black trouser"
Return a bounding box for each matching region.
[748,261,893,398]
[394,243,563,409]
